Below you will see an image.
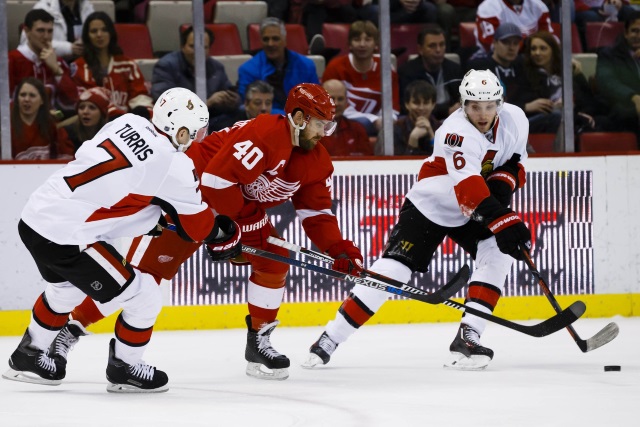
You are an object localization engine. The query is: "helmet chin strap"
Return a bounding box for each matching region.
[287,113,307,147]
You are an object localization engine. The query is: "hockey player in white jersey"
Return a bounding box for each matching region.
[3,88,242,392]
[304,69,532,371]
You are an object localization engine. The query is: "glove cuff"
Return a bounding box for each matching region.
[488,212,522,234]
[487,170,517,192]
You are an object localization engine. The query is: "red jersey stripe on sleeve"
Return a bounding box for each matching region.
[417,157,448,181]
[454,175,491,216]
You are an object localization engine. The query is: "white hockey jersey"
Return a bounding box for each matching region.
[475,0,553,52]
[21,114,214,245]
[406,103,529,228]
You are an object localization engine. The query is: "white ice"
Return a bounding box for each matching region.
[0,316,637,427]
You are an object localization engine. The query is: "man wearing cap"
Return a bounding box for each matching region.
[466,22,526,104]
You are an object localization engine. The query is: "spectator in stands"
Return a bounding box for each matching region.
[60,86,109,152]
[9,9,79,114]
[238,17,319,115]
[398,24,462,121]
[11,77,75,160]
[448,0,482,24]
[151,25,240,124]
[466,22,525,104]
[323,20,400,135]
[393,80,441,156]
[474,0,554,58]
[320,79,372,156]
[209,80,275,131]
[596,11,640,140]
[515,31,607,135]
[20,0,94,60]
[302,1,378,45]
[71,11,153,119]
[576,1,634,50]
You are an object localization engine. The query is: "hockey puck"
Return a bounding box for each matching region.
[604,365,621,372]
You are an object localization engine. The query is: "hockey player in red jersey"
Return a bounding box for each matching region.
[303,69,532,371]
[3,88,242,393]
[48,83,364,381]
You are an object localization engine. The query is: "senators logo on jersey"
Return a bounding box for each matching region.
[444,133,464,148]
[480,149,498,177]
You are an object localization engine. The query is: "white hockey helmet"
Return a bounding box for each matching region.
[152,88,209,152]
[459,69,504,105]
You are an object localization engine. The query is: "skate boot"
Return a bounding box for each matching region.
[245,315,290,380]
[105,339,169,393]
[444,324,494,371]
[2,329,65,385]
[49,320,89,367]
[301,331,339,369]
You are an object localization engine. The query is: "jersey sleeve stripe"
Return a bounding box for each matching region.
[454,175,491,216]
[201,172,235,189]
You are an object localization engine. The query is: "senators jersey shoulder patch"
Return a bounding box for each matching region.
[445,133,464,148]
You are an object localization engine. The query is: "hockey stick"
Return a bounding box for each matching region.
[246,245,468,304]
[267,236,461,299]
[520,246,619,352]
[243,244,585,337]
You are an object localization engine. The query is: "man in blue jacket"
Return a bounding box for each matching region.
[238,17,319,115]
[151,25,241,126]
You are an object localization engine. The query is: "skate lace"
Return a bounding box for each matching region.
[256,332,282,360]
[128,362,155,381]
[54,327,77,358]
[37,352,57,373]
[462,326,482,346]
[317,333,337,355]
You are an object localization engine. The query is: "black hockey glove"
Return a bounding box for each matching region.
[486,153,522,208]
[147,215,169,237]
[475,195,531,260]
[206,215,242,261]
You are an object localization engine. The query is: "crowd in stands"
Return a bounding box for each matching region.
[3,0,640,160]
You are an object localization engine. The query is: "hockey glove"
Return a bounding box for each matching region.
[327,240,364,275]
[487,210,531,260]
[206,215,242,261]
[236,207,271,249]
[486,153,523,208]
[146,215,169,237]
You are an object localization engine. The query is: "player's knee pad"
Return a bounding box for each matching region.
[250,269,287,289]
[43,281,88,314]
[471,237,514,290]
[116,272,163,328]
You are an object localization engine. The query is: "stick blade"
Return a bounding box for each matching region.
[529,301,586,337]
[431,264,470,303]
[583,322,620,352]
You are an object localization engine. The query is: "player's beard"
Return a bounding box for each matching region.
[298,135,320,151]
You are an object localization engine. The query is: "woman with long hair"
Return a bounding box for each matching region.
[514,31,609,135]
[11,77,74,160]
[60,87,109,151]
[71,11,152,118]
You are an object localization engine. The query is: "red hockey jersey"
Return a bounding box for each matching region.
[71,54,153,117]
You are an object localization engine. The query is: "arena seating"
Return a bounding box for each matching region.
[248,23,308,54]
[579,132,637,152]
[584,22,624,52]
[213,1,268,52]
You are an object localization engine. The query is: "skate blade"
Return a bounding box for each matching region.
[106,382,169,393]
[2,368,62,386]
[443,353,491,371]
[246,362,289,380]
[300,353,324,369]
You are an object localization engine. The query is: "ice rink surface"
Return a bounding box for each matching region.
[0,316,637,427]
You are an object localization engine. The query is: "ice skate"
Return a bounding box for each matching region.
[2,329,65,385]
[49,320,90,367]
[245,315,290,380]
[106,339,169,393]
[444,324,494,371]
[301,331,339,369]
